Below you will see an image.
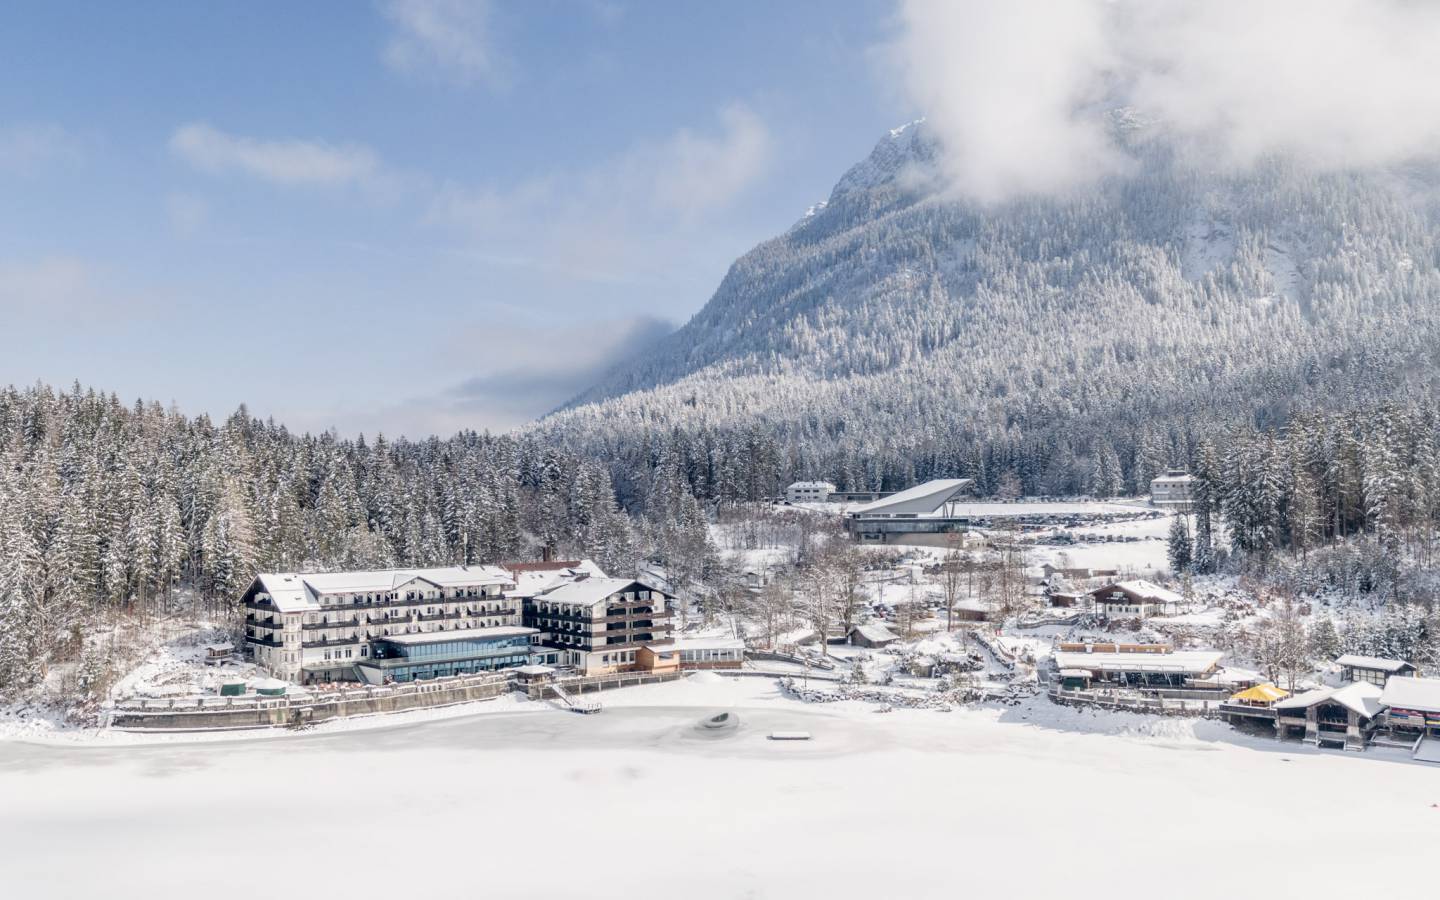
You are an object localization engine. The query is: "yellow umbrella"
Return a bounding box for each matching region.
[1229,683,1289,704]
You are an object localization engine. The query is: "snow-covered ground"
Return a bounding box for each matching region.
[3,674,1436,898]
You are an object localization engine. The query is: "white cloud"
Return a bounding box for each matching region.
[380,0,505,87]
[891,0,1440,202]
[0,123,84,174]
[647,103,774,219]
[426,103,774,280]
[169,122,381,187]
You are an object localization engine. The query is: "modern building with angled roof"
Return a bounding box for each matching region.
[844,478,976,546]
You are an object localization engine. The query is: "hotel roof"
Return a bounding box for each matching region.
[249,565,515,613]
[533,576,668,608]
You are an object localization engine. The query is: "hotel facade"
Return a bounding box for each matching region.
[241,559,675,683]
[242,565,539,685]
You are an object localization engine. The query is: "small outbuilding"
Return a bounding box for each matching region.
[1336,654,1416,686]
[850,623,900,649]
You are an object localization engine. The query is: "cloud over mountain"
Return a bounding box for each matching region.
[892,0,1440,202]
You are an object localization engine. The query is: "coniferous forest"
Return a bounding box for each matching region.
[8,125,1440,695]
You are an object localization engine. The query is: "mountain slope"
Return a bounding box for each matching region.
[540,118,1440,499]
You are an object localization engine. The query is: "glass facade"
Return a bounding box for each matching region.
[365,634,532,683]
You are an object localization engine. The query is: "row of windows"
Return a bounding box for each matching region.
[315,585,505,607]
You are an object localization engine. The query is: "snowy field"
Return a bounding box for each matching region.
[3,675,1436,898]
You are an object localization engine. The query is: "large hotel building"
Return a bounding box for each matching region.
[241,559,682,683]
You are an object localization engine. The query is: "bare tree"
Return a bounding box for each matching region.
[938,549,969,632]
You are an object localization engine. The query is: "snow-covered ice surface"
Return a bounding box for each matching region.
[3,675,1436,898]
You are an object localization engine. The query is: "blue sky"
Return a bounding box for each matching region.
[0,0,905,436]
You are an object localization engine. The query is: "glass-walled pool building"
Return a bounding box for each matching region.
[355,626,538,683]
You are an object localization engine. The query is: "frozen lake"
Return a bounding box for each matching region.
[3,678,1436,898]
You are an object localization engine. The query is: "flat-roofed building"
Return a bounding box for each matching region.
[671,636,745,670]
[241,565,528,684]
[1052,646,1223,689]
[1150,469,1196,510]
[786,481,837,504]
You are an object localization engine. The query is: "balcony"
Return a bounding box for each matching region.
[302,636,361,649]
[302,618,359,630]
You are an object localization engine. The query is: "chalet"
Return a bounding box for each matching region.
[1336,654,1416,686]
[785,481,837,503]
[1052,644,1222,689]
[1150,469,1196,510]
[1087,580,1183,618]
[1274,682,1385,751]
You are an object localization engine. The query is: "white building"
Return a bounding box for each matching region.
[1150,469,1197,509]
[786,481,837,504]
[242,565,534,684]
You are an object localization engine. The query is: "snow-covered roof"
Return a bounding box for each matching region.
[533,577,668,609]
[671,636,745,652]
[1092,580,1184,605]
[1275,682,1385,718]
[1151,473,1195,485]
[787,481,836,490]
[1331,682,1385,718]
[852,623,899,643]
[1336,654,1411,673]
[380,625,537,646]
[1380,676,1440,713]
[1052,649,1222,675]
[1274,688,1335,711]
[204,642,234,653]
[249,565,515,613]
[848,479,973,516]
[504,559,607,598]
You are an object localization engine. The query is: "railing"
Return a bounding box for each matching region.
[301,637,361,649]
[113,669,513,713]
[302,618,360,630]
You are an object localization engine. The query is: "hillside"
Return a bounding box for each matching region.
[541,118,1440,499]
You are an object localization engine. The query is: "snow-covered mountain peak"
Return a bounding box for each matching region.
[830,119,940,198]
